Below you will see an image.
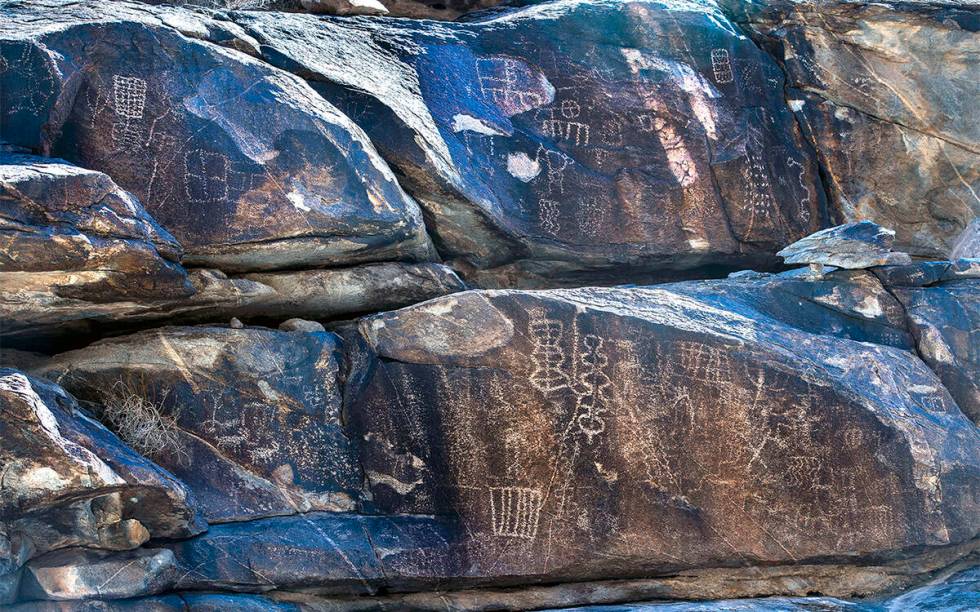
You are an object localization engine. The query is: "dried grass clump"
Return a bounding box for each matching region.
[96,380,188,465]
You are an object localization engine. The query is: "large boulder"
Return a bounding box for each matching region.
[339,279,979,584]
[0,0,435,272]
[230,0,826,286]
[34,327,362,522]
[724,0,979,258]
[0,369,205,602]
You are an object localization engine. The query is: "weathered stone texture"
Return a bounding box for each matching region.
[724,0,980,258]
[0,369,204,602]
[0,0,435,272]
[342,283,979,582]
[231,0,825,285]
[34,327,361,522]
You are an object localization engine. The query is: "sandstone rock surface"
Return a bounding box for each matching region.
[0,369,204,602]
[0,0,435,272]
[724,0,980,258]
[35,327,361,522]
[232,0,825,285]
[2,0,979,608]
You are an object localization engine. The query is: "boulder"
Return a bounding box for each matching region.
[34,327,362,522]
[723,0,979,258]
[0,153,193,326]
[19,548,177,601]
[0,0,435,272]
[339,282,979,584]
[892,280,980,424]
[0,369,205,591]
[230,0,825,286]
[278,318,325,332]
[777,221,911,269]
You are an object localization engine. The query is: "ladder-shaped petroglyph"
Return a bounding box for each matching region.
[489,486,543,539]
[528,311,613,444]
[710,48,734,85]
[112,75,147,119]
[110,75,148,152]
[536,99,591,146]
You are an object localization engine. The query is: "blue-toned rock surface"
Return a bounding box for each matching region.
[231,0,826,286]
[0,0,435,272]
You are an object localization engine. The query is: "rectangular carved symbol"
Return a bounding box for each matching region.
[489,486,543,539]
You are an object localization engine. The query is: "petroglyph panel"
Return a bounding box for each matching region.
[347,286,979,579]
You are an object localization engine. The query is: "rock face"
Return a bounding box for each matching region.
[0,154,193,325]
[2,0,979,608]
[724,0,980,258]
[34,327,361,522]
[341,282,979,583]
[0,0,435,272]
[231,0,825,285]
[0,369,205,603]
[777,221,912,269]
[892,280,980,425]
[1,258,463,350]
[953,219,980,259]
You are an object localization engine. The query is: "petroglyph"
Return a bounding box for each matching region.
[528,311,612,443]
[184,149,229,204]
[787,157,812,225]
[112,75,147,120]
[534,145,571,195]
[538,199,561,236]
[489,486,543,539]
[529,313,569,394]
[476,56,554,116]
[711,48,734,85]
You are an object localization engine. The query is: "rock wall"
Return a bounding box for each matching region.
[1,0,978,609]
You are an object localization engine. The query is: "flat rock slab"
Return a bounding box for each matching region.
[777,221,911,269]
[34,327,362,522]
[0,0,435,272]
[1,262,464,351]
[168,512,461,594]
[20,548,177,601]
[231,0,825,285]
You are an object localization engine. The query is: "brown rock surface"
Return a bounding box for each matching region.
[723,0,979,257]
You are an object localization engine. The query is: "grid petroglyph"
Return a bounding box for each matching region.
[489,486,544,539]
